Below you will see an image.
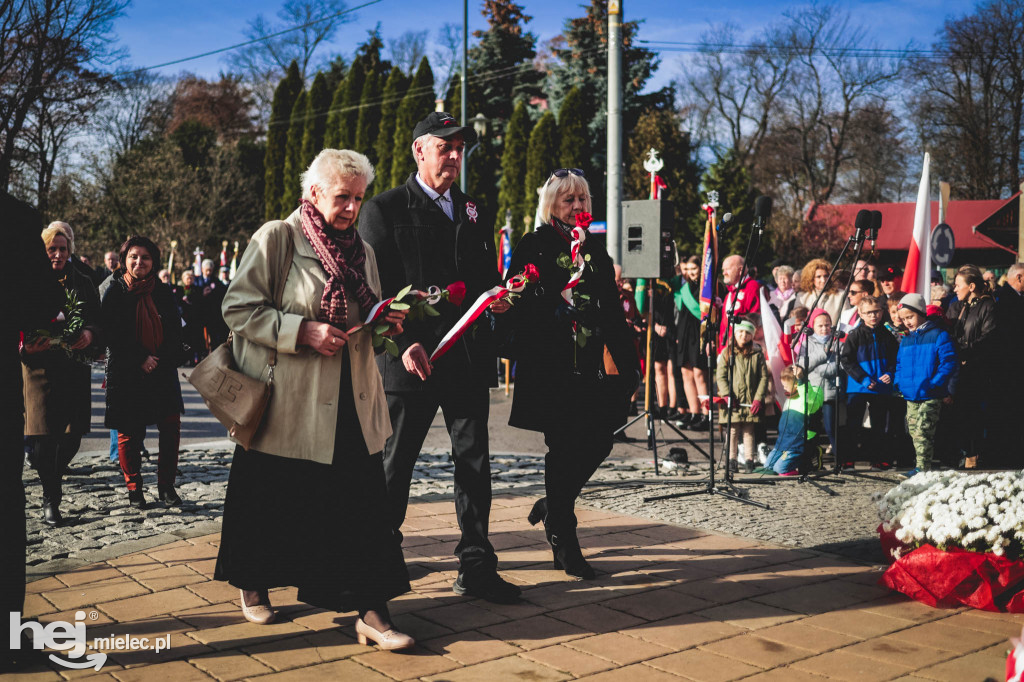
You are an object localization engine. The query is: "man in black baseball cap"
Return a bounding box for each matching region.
[359,113,519,604]
[412,111,478,146]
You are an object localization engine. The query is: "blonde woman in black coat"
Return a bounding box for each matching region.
[502,169,639,579]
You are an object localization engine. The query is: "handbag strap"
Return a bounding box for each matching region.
[265,224,295,382]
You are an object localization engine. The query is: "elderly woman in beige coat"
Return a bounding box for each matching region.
[214,149,414,650]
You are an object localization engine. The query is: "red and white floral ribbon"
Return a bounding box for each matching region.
[561,226,587,303]
[429,278,527,363]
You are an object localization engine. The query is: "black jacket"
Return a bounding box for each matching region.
[359,173,500,392]
[502,223,640,432]
[101,271,184,430]
[951,295,997,368]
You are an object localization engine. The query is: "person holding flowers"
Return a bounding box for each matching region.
[214,149,414,650]
[502,168,640,579]
[360,111,520,604]
[22,221,102,527]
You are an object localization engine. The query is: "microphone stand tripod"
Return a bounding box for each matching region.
[645,210,769,508]
[614,279,713,473]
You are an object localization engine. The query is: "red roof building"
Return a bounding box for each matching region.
[810,192,1021,266]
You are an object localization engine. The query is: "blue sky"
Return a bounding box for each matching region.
[114,0,978,92]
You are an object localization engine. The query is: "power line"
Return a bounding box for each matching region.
[637,39,973,61]
[112,0,382,78]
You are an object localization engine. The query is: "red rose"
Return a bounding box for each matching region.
[446,281,467,306]
[523,264,540,282]
[575,212,593,229]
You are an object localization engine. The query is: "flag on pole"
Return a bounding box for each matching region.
[903,153,932,295]
[760,288,788,407]
[497,225,512,277]
[698,207,718,318]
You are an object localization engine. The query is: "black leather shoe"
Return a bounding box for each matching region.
[548,531,595,580]
[452,572,522,603]
[688,414,710,432]
[158,485,182,506]
[128,489,148,510]
[527,498,547,526]
[41,500,62,527]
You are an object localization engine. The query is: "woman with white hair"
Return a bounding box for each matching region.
[22,222,102,526]
[501,168,640,579]
[214,149,413,649]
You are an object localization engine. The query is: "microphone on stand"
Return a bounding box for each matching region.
[720,212,734,229]
[870,210,883,252]
[854,209,872,242]
[753,196,772,237]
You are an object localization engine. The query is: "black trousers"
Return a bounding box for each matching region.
[846,394,892,465]
[1,419,25,620]
[543,421,614,534]
[383,384,496,575]
[26,433,82,503]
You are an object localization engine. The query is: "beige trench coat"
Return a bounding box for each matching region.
[222,209,392,463]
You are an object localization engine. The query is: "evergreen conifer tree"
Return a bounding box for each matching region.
[281,89,309,214]
[523,111,558,233]
[354,69,382,169]
[558,87,590,175]
[496,101,529,234]
[374,67,408,192]
[264,61,302,220]
[626,107,703,250]
[390,57,435,188]
[301,72,331,168]
[324,62,349,149]
[336,58,366,150]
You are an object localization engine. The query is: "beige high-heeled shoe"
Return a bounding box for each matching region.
[240,590,276,625]
[355,618,415,650]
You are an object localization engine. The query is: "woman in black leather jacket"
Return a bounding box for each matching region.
[950,265,997,468]
[502,169,640,579]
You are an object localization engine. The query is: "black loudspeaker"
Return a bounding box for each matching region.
[620,200,675,279]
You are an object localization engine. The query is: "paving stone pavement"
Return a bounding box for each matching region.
[12,493,1020,682]
[25,437,897,580]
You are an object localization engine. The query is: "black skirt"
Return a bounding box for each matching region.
[674,308,708,369]
[214,351,410,612]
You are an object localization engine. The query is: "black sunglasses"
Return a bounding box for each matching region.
[551,168,585,178]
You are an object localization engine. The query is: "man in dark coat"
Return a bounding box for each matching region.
[1,192,64,671]
[993,263,1024,461]
[359,111,519,603]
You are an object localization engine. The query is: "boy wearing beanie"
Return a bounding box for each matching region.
[893,293,958,478]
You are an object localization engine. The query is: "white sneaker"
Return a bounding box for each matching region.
[757,443,769,465]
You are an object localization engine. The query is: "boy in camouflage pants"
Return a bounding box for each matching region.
[893,294,958,478]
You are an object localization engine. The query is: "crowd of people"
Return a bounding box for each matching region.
[6,106,1023,662]
[636,248,1024,479]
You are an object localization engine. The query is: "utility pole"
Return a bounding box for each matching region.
[606,0,623,263]
[460,0,469,193]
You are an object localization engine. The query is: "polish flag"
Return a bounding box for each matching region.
[903,153,933,295]
[759,288,787,407]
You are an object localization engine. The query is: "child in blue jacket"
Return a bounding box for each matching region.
[894,294,958,477]
[839,296,899,470]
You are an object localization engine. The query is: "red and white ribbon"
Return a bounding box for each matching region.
[429,278,527,363]
[347,297,395,335]
[561,226,587,303]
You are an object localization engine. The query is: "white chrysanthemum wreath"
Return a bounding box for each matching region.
[875,470,1024,559]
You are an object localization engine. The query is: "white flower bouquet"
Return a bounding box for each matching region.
[875,470,1024,560]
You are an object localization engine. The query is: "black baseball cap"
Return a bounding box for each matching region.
[412,111,478,145]
[879,266,902,281]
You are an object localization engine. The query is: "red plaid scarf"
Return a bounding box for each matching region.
[299,200,378,328]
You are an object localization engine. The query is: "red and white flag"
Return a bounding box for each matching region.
[759,288,788,407]
[903,153,932,295]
